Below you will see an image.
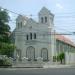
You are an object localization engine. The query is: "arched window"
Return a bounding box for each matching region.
[18,23,19,28]
[34,33,36,39]
[41,17,43,23]
[18,22,22,28]
[45,16,47,23]
[20,22,22,28]
[26,34,28,40]
[30,33,32,40]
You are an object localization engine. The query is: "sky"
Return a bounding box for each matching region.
[0,0,75,42]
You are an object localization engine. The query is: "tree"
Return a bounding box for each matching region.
[0,8,15,57]
[57,52,65,64]
[0,9,10,43]
[0,43,15,57]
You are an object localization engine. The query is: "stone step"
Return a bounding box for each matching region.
[13,63,43,68]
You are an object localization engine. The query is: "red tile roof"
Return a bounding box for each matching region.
[56,35,75,46]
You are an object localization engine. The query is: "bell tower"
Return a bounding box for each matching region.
[38,7,56,61]
[38,7,54,28]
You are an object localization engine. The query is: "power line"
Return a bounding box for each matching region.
[1,6,75,18]
[1,6,75,35]
[13,34,75,46]
[55,16,75,18]
[15,31,75,35]
[1,6,75,24]
[0,6,20,15]
[14,34,75,46]
[8,19,75,34]
[0,6,35,17]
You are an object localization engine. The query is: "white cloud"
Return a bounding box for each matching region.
[56,3,63,9]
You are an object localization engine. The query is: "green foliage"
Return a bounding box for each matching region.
[0,9,15,57]
[0,59,4,65]
[57,52,65,64]
[0,9,10,22]
[57,55,60,61]
[59,53,65,60]
[53,56,57,62]
[0,58,12,67]
[3,58,12,66]
[0,9,10,43]
[0,43,15,57]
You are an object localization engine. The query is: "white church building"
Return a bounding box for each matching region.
[14,7,56,66]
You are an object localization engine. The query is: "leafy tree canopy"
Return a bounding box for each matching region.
[0,8,15,57]
[0,8,10,43]
[0,8,10,22]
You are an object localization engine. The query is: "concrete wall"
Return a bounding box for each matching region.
[65,52,75,64]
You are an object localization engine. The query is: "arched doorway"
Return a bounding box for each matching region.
[41,48,48,61]
[26,46,35,60]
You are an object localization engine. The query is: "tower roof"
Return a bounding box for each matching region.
[16,15,28,21]
[39,7,54,16]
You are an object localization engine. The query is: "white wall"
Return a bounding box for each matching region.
[65,52,75,64]
[14,7,56,63]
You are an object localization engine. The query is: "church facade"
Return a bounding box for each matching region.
[13,7,75,66]
[14,7,56,64]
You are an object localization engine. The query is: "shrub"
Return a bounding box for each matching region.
[34,59,37,61]
[57,52,65,64]
[0,56,12,67]
[53,56,57,62]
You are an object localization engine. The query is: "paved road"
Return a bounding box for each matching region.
[0,68,75,75]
